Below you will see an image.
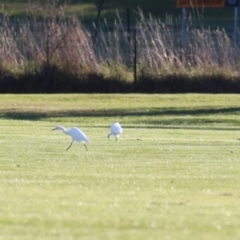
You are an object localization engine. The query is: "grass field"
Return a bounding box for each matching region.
[1,94,240,239]
[0,0,236,28]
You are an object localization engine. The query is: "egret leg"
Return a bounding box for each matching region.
[66,141,73,151]
[84,144,88,151]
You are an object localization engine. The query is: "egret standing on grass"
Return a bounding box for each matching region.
[52,126,90,151]
[107,122,123,140]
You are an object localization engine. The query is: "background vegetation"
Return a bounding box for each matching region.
[0,0,240,93]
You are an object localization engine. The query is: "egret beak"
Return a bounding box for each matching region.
[52,128,56,131]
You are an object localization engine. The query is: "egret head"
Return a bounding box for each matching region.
[107,132,111,139]
[52,125,65,131]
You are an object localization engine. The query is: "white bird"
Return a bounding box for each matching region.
[107,122,123,140]
[52,125,89,151]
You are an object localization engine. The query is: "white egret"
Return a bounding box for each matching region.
[52,125,89,151]
[107,122,123,140]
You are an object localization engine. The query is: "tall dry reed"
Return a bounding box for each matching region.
[0,5,239,83]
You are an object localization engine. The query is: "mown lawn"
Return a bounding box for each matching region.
[0,94,240,239]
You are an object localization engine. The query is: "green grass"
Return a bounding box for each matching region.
[0,0,178,19]
[0,0,236,29]
[1,94,240,239]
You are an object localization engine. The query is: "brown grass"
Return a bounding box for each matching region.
[0,2,239,92]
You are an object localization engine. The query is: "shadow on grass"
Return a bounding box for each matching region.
[1,106,240,126]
